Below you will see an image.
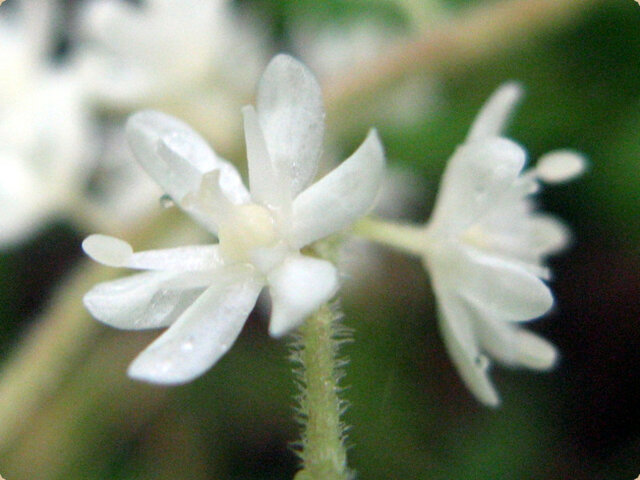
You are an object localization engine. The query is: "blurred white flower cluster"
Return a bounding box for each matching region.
[0,0,269,244]
[292,16,439,128]
[0,0,93,244]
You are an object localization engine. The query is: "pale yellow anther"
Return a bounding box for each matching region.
[461,224,490,249]
[218,204,278,263]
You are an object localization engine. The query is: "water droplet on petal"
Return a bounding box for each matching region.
[474,354,489,371]
[160,194,176,208]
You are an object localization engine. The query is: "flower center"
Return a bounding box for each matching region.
[461,224,491,249]
[218,204,279,263]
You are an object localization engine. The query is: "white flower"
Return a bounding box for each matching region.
[0,2,95,245]
[421,84,586,406]
[82,55,385,384]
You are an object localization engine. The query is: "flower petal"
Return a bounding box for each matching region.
[456,246,554,321]
[526,214,571,258]
[257,54,324,197]
[436,289,500,407]
[83,271,207,330]
[83,234,224,271]
[466,83,522,141]
[429,137,526,233]
[127,266,262,384]
[126,110,249,233]
[475,313,557,370]
[291,129,385,248]
[267,255,338,337]
[242,105,282,208]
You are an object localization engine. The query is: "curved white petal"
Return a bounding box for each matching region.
[436,289,500,407]
[257,54,324,197]
[83,271,207,330]
[83,234,224,271]
[267,255,338,338]
[128,266,262,384]
[126,110,249,233]
[455,246,554,321]
[429,137,526,233]
[475,314,557,370]
[526,214,571,257]
[466,83,522,141]
[291,129,385,248]
[510,329,557,370]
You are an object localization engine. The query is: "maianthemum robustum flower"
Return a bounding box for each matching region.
[358,83,586,406]
[425,84,585,406]
[82,54,385,385]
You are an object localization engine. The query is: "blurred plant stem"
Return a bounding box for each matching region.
[0,330,171,480]
[325,0,604,117]
[353,217,427,258]
[0,209,189,452]
[0,262,106,452]
[292,303,350,480]
[394,0,448,32]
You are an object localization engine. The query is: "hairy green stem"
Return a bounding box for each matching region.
[292,303,351,480]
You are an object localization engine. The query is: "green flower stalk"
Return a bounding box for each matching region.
[291,302,351,480]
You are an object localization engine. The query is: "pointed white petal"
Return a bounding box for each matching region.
[429,137,526,233]
[458,246,554,321]
[242,105,282,208]
[128,266,262,384]
[291,129,385,248]
[257,54,324,196]
[83,271,207,330]
[436,289,500,407]
[467,83,523,141]
[535,150,587,183]
[126,110,249,233]
[267,255,338,337]
[475,314,557,370]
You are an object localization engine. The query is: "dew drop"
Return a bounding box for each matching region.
[474,354,489,371]
[160,194,176,208]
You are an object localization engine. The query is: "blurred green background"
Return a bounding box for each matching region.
[1,0,639,479]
